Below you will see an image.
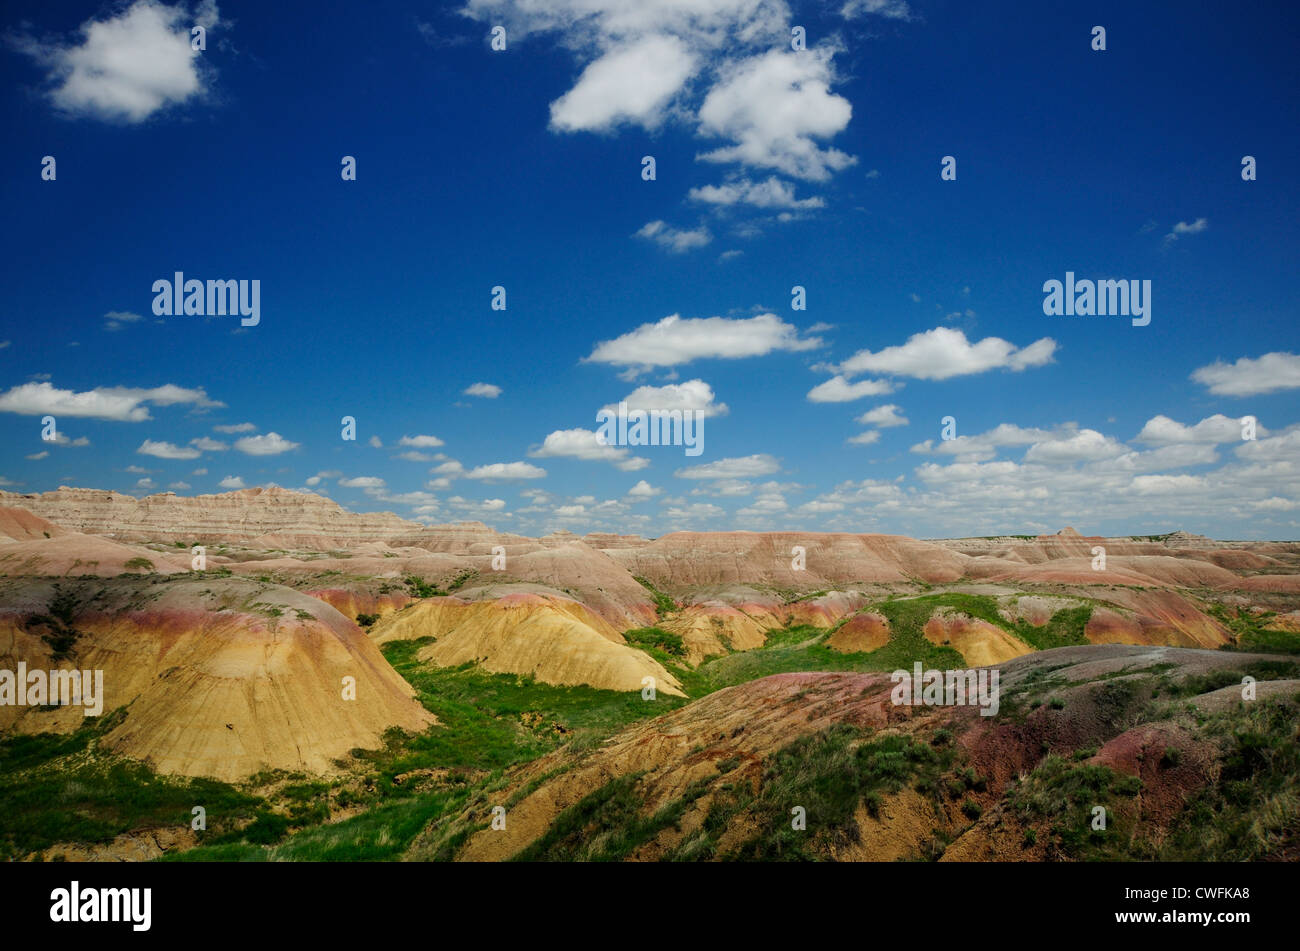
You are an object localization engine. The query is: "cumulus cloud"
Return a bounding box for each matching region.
[635,220,712,253]
[626,479,661,498]
[834,328,1057,381]
[459,0,879,212]
[1164,217,1208,245]
[1191,352,1300,397]
[1022,429,1125,464]
[806,375,895,403]
[16,0,220,123]
[339,476,385,488]
[588,313,821,370]
[911,423,1056,462]
[606,379,729,417]
[688,176,824,209]
[0,382,221,420]
[463,382,502,398]
[696,47,854,181]
[189,436,227,451]
[856,404,908,428]
[233,432,299,455]
[847,430,881,445]
[213,422,255,433]
[217,475,245,489]
[399,434,445,448]
[137,439,201,460]
[1136,414,1264,445]
[531,428,649,471]
[550,34,696,131]
[675,453,780,479]
[465,462,547,480]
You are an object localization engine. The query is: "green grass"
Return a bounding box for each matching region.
[0,714,262,861]
[632,576,677,618]
[672,725,957,861]
[368,640,690,781]
[404,576,447,599]
[1207,603,1300,654]
[1157,695,1300,860]
[510,774,711,862]
[623,626,687,658]
[1006,755,1143,860]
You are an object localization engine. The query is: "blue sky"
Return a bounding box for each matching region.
[2,0,1298,539]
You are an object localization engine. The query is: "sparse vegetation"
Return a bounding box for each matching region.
[404,576,447,599]
[633,576,676,617]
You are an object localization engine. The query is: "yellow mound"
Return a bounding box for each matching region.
[660,602,769,663]
[923,613,1033,666]
[371,594,684,696]
[0,577,434,781]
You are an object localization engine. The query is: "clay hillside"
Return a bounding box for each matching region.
[0,487,1297,862]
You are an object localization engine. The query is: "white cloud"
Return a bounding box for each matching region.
[550,34,697,132]
[855,404,908,427]
[1022,429,1125,464]
[806,375,895,403]
[397,451,433,462]
[189,436,227,451]
[339,476,385,488]
[607,379,729,417]
[136,477,155,489]
[168,481,190,490]
[1191,352,1300,397]
[835,328,1057,381]
[234,432,300,455]
[847,430,880,445]
[588,312,821,369]
[841,0,913,19]
[465,462,547,480]
[627,479,660,498]
[213,422,255,433]
[1164,217,1208,244]
[218,475,245,489]
[18,0,219,124]
[697,47,854,181]
[26,451,49,460]
[531,428,649,471]
[635,220,712,252]
[688,176,824,209]
[463,382,502,398]
[399,434,445,448]
[663,502,726,521]
[0,382,221,420]
[103,310,145,331]
[911,424,1055,462]
[675,453,780,479]
[1136,414,1263,446]
[137,439,201,460]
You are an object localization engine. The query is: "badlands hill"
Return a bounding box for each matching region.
[0,486,1298,862]
[432,645,1300,862]
[0,575,433,781]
